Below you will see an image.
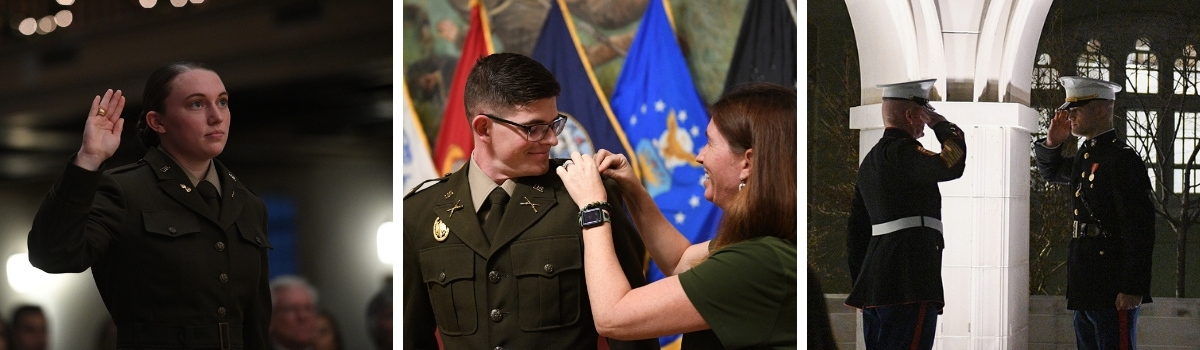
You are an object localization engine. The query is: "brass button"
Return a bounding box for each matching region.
[219,273,229,284]
[438,272,446,282]
[1081,171,1086,178]
[1074,209,1079,215]
[490,309,503,322]
[255,237,263,244]
[495,347,504,350]
[543,264,554,274]
[1084,153,1090,159]
[215,242,226,251]
[488,271,501,284]
[1100,251,1105,256]
[168,226,177,234]
[217,307,227,318]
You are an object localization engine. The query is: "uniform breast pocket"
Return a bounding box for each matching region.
[236,220,272,250]
[419,244,477,335]
[143,210,202,238]
[510,235,584,331]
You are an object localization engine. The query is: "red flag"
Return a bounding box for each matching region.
[433,0,494,174]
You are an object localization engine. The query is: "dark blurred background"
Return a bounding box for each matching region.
[0,0,392,349]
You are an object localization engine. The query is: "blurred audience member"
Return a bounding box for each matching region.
[10,305,47,350]
[365,278,392,350]
[312,310,342,350]
[269,275,319,350]
[0,317,9,350]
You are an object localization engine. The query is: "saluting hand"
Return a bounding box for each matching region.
[1045,109,1071,148]
[556,152,608,208]
[923,108,947,127]
[76,89,127,171]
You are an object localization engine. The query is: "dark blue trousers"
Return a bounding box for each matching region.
[1073,308,1139,350]
[862,301,939,350]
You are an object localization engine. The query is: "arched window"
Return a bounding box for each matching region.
[1175,112,1200,193]
[1127,109,1159,189]
[1175,45,1200,95]
[1126,38,1159,94]
[1033,53,1060,90]
[1077,39,1111,80]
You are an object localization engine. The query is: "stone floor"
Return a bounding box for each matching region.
[824,294,1200,349]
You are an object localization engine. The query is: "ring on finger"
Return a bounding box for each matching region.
[97,108,107,117]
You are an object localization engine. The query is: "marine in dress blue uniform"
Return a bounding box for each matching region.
[1034,76,1154,350]
[846,79,966,350]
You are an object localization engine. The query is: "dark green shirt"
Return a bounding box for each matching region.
[678,237,797,349]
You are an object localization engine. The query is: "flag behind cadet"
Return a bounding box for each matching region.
[531,0,639,173]
[432,0,494,175]
[403,83,438,192]
[723,0,797,93]
[610,0,721,347]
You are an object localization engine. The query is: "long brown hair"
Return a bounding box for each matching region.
[708,83,797,253]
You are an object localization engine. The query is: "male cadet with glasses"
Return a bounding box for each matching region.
[402,53,656,350]
[846,79,966,349]
[1035,76,1154,349]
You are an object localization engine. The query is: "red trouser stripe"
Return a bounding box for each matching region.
[911,301,928,350]
[1118,309,1130,350]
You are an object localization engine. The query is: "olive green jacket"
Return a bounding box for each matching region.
[29,148,272,349]
[403,159,656,350]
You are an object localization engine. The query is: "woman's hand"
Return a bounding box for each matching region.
[594,149,640,191]
[75,89,127,171]
[556,151,608,208]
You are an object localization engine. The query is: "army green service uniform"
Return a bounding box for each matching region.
[29,147,272,349]
[403,158,655,350]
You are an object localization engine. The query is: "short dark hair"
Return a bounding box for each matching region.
[137,61,216,149]
[463,53,560,120]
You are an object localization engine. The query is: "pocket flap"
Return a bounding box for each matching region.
[142,210,201,237]
[237,221,273,249]
[510,236,582,278]
[419,244,475,286]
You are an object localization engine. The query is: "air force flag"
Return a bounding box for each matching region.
[611,0,722,308]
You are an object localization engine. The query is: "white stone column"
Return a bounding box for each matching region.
[850,102,1039,349]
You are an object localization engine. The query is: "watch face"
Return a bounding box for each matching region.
[582,208,604,226]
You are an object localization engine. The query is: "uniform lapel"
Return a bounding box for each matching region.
[215,160,246,230]
[434,169,491,257]
[146,149,220,225]
[487,177,557,258]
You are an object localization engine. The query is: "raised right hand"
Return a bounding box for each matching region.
[1045,109,1070,148]
[75,89,126,171]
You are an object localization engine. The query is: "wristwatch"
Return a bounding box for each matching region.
[579,202,612,228]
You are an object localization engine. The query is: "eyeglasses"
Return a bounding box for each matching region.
[483,113,567,141]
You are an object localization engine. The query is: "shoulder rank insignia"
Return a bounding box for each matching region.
[432,217,449,242]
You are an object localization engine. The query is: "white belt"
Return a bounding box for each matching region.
[872,216,943,236]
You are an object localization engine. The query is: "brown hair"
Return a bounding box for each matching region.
[463,53,560,118]
[708,83,797,253]
[137,61,216,149]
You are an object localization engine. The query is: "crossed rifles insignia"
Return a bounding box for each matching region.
[431,186,545,242]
